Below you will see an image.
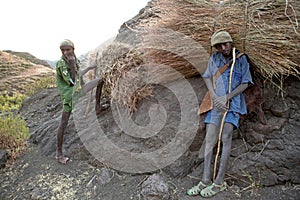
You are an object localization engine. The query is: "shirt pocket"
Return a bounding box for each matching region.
[232,71,242,89]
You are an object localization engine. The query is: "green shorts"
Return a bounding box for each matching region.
[60,87,73,112]
[62,96,72,112]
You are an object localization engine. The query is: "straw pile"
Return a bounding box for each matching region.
[96,0,300,110]
[152,0,300,83]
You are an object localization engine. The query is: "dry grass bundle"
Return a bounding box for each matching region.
[96,42,153,111]
[155,0,300,84]
[97,0,300,110]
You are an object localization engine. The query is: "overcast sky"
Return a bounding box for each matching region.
[0,0,149,60]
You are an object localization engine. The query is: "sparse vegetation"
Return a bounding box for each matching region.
[0,92,29,161]
[3,50,51,67]
[0,76,56,162]
[0,91,26,111]
[0,112,29,159]
[24,76,56,96]
[242,170,263,195]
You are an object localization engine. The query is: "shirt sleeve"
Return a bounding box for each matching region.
[202,56,215,78]
[240,55,254,85]
[56,60,72,85]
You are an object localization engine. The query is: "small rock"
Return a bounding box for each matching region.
[140,174,170,200]
[0,150,8,169]
[97,168,114,185]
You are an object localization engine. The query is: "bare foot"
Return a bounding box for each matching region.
[95,104,110,115]
[55,155,70,164]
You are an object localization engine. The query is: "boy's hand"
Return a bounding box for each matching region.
[213,95,228,113]
[64,53,76,66]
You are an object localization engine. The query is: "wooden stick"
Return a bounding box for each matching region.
[213,47,236,180]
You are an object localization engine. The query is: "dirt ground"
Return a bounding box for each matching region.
[0,143,299,200]
[0,85,299,200]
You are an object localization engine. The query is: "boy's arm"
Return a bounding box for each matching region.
[227,83,249,100]
[57,61,74,86]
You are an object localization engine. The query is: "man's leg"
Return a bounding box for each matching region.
[82,78,101,94]
[214,122,234,185]
[56,111,71,158]
[199,122,233,197]
[95,79,104,115]
[187,123,219,196]
[202,123,219,184]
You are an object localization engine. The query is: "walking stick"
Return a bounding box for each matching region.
[213,47,236,180]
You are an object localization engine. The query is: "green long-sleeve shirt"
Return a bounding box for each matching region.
[56,57,80,112]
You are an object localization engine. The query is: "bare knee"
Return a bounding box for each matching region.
[221,123,233,144]
[205,123,218,146]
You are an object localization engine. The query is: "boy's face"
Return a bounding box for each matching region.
[60,46,74,57]
[215,42,232,57]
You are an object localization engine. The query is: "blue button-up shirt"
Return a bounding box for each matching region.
[202,50,253,115]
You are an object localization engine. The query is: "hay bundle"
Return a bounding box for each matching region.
[153,0,300,81]
[97,0,300,110]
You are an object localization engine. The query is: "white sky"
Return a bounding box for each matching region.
[0,0,150,60]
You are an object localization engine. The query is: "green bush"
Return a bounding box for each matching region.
[25,76,56,96]
[0,112,29,159]
[0,92,26,111]
[0,76,56,161]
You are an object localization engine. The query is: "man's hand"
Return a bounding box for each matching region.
[64,53,76,85]
[213,95,228,113]
[64,53,76,66]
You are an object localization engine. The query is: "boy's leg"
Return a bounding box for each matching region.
[214,122,234,185]
[82,78,101,94]
[95,79,104,115]
[56,111,71,158]
[202,123,219,183]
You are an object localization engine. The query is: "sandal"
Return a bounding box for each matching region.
[200,182,227,198]
[186,181,208,196]
[55,155,70,164]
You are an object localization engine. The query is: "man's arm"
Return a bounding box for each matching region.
[203,79,249,111]
[63,54,77,86]
[227,83,249,100]
[79,64,97,76]
[203,77,227,111]
[203,77,217,98]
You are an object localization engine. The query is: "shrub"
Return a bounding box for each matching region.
[0,92,26,111]
[0,112,29,159]
[25,76,56,96]
[0,76,56,161]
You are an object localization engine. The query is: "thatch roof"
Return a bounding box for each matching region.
[95,0,300,110]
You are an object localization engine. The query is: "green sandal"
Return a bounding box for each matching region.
[200,182,227,198]
[186,181,208,196]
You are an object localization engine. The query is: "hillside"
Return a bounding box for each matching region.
[0,50,55,93]
[0,0,300,199]
[3,50,51,67]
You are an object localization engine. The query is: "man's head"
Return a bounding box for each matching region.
[60,39,75,57]
[211,30,233,57]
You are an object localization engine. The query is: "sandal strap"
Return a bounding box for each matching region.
[197,181,208,187]
[187,181,208,196]
[213,182,227,188]
[200,182,227,197]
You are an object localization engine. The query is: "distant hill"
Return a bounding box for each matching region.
[45,60,57,68]
[3,50,52,68]
[0,50,55,94]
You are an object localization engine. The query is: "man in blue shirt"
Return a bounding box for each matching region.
[187,30,253,197]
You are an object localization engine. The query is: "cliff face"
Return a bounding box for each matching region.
[18,0,300,191]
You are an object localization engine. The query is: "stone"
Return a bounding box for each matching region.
[0,150,8,169]
[140,174,170,200]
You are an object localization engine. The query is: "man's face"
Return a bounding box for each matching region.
[60,46,74,57]
[215,42,232,57]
